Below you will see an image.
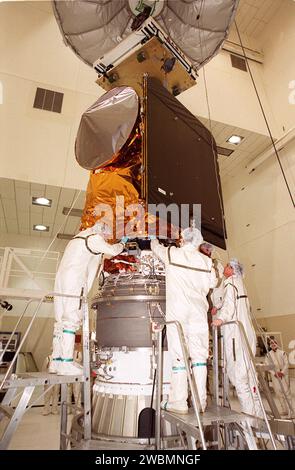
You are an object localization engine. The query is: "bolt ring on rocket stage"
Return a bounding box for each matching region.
[93,294,165,303]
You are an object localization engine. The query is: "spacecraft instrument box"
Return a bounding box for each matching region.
[93,18,197,96]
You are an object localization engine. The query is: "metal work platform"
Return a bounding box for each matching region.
[153,320,281,450]
[162,405,262,429]
[161,405,268,450]
[0,288,92,450]
[73,439,152,450]
[0,372,84,388]
[0,371,87,451]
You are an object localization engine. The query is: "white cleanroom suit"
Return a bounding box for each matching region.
[151,228,217,413]
[214,262,262,417]
[51,222,123,375]
[266,344,294,417]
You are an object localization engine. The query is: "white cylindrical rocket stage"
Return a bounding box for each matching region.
[91,267,174,439]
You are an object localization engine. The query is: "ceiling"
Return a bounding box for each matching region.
[0,179,85,239]
[234,0,282,38]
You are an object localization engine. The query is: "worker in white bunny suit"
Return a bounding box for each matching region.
[50,222,124,375]
[266,339,294,417]
[212,259,263,418]
[151,227,217,414]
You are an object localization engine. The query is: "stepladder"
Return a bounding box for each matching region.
[152,315,279,450]
[0,288,92,450]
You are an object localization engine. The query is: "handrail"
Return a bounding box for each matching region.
[0,299,36,364]
[214,320,277,450]
[153,318,207,450]
[263,354,294,418]
[0,288,92,449]
[0,296,46,391]
[0,291,86,392]
[212,325,219,405]
[249,315,294,417]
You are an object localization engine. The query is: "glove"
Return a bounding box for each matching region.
[120,236,129,244]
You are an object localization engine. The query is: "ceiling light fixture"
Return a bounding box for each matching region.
[227,135,244,145]
[33,224,49,232]
[32,197,52,207]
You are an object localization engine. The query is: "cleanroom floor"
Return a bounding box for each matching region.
[5,381,295,450]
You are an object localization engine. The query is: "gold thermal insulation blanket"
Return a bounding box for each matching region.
[80,127,142,239]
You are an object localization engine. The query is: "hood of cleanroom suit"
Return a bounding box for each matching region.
[52,0,239,70]
[181,227,203,248]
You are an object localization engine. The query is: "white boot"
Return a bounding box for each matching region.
[162,367,188,413]
[192,362,207,412]
[58,328,83,376]
[49,323,63,374]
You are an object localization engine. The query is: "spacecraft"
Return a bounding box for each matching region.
[53,0,238,444]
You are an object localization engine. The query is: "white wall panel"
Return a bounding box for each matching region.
[223,137,295,318]
[257,1,295,135]
[178,49,276,136]
[0,1,97,94]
